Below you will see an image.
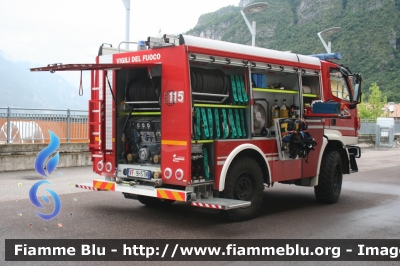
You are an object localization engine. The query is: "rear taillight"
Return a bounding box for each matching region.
[357,117,361,130]
[164,168,172,179]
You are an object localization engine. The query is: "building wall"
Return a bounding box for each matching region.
[0,143,91,172]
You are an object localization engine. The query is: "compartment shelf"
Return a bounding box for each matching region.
[303,93,319,98]
[193,103,248,109]
[253,88,298,94]
[130,112,161,115]
[304,114,351,119]
[191,140,214,143]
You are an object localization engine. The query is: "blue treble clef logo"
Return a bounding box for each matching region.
[29,180,61,221]
[34,130,60,177]
[29,130,62,221]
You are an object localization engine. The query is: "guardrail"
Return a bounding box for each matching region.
[359,119,400,135]
[375,125,396,148]
[1,108,397,144]
[0,107,88,144]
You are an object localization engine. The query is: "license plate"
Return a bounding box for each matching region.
[127,169,150,179]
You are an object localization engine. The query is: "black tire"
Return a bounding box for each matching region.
[137,196,175,207]
[314,150,343,203]
[223,157,264,221]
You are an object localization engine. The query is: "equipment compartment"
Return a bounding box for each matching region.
[115,66,162,166]
[189,60,250,141]
[191,143,213,182]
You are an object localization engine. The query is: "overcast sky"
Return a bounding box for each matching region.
[0,0,239,65]
[0,0,239,87]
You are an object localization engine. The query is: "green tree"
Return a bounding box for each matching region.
[358,83,387,119]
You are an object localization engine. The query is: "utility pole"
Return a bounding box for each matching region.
[122,0,130,50]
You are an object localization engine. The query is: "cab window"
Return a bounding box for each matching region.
[330,69,350,101]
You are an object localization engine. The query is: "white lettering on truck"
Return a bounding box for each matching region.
[116,57,130,63]
[116,54,161,64]
[131,56,141,62]
[142,53,161,61]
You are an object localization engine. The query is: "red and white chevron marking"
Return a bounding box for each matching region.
[191,202,224,209]
[75,184,99,191]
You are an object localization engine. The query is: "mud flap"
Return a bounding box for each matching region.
[347,146,361,172]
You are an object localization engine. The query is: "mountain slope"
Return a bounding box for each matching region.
[0,52,89,110]
[187,0,400,102]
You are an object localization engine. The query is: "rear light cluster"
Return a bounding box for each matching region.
[105,162,112,172]
[163,167,184,180]
[175,169,184,180]
[164,168,172,179]
[97,160,104,171]
[96,160,113,173]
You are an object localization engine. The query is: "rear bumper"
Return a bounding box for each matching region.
[76,179,191,202]
[76,179,251,210]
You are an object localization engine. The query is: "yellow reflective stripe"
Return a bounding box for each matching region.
[158,190,169,199]
[171,191,183,201]
[93,181,101,188]
[93,181,114,190]
[161,140,187,146]
[104,183,114,191]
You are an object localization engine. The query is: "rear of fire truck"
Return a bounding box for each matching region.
[30,34,362,222]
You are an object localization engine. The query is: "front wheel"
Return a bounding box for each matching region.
[223,157,264,221]
[314,150,343,203]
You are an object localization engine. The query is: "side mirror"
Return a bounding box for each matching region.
[352,74,362,104]
[347,73,362,109]
[340,66,351,76]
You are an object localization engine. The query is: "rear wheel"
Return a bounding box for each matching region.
[223,157,264,221]
[314,150,343,203]
[137,195,175,207]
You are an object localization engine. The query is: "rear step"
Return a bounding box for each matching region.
[76,181,251,210]
[191,198,250,210]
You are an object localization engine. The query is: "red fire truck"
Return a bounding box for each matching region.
[31,34,362,221]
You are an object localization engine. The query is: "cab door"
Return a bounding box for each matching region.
[320,64,358,145]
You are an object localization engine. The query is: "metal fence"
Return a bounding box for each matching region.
[1,108,398,144]
[0,107,88,144]
[359,119,400,135]
[375,126,396,148]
